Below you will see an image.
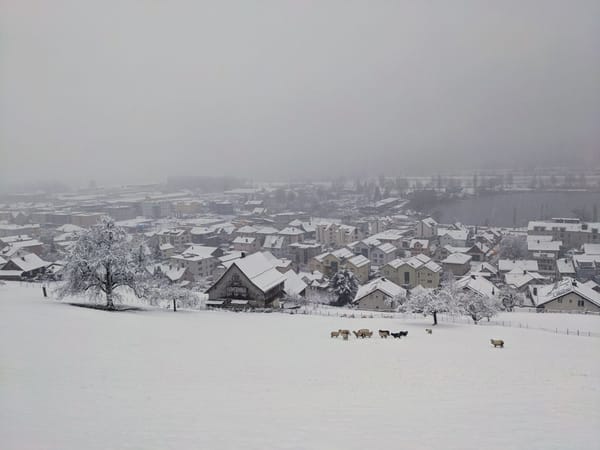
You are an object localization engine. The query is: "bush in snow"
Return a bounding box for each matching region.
[56,216,149,309]
[146,283,202,311]
[406,282,461,325]
[329,269,358,307]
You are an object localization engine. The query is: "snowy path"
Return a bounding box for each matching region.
[1,283,600,450]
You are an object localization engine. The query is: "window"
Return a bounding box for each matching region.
[577,300,584,307]
[404,272,410,284]
[558,299,562,304]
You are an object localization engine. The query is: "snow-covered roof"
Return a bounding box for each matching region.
[56,224,85,233]
[421,217,437,227]
[385,254,441,273]
[442,253,472,265]
[347,254,370,268]
[331,248,354,260]
[470,262,499,275]
[8,253,50,272]
[527,239,561,253]
[159,243,175,251]
[530,278,600,308]
[556,258,575,274]
[456,275,498,298]
[409,239,429,249]
[221,252,286,293]
[444,245,471,254]
[263,235,285,250]
[278,226,304,236]
[375,243,396,254]
[582,243,600,255]
[283,270,308,296]
[236,225,258,234]
[182,245,219,258]
[354,277,406,302]
[498,259,539,273]
[233,236,256,244]
[148,263,187,282]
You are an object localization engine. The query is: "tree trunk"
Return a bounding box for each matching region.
[105,266,115,310]
[433,311,438,325]
[173,298,177,312]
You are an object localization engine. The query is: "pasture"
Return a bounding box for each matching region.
[1,283,599,450]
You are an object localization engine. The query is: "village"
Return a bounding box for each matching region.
[1,178,599,318]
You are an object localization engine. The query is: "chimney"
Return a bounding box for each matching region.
[471,275,476,280]
[241,252,246,258]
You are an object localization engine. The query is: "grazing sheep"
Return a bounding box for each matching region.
[340,329,351,340]
[391,332,402,339]
[490,339,504,348]
[330,330,340,338]
[354,329,373,338]
[425,328,432,334]
[379,330,390,338]
[400,331,408,337]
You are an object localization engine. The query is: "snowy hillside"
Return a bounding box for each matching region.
[1,283,599,450]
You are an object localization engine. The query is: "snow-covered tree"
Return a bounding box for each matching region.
[407,283,461,325]
[57,216,148,309]
[499,286,524,312]
[459,290,501,323]
[146,284,201,311]
[498,235,528,260]
[329,269,358,307]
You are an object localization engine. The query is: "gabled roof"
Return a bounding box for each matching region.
[7,253,49,272]
[354,277,406,302]
[498,259,539,272]
[530,278,600,308]
[233,236,256,244]
[375,243,396,254]
[347,254,370,268]
[223,252,286,293]
[442,253,472,265]
[385,254,441,273]
[456,275,498,298]
[278,226,304,236]
[283,270,308,296]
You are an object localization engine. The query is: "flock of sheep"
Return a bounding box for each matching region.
[330,328,505,348]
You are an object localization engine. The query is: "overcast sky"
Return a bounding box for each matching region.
[1,1,599,187]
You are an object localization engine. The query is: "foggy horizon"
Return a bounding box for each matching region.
[1,1,599,187]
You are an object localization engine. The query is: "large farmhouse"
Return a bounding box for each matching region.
[206,252,286,308]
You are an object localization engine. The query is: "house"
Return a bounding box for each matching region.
[441,253,472,276]
[527,239,562,276]
[504,268,547,292]
[572,254,600,281]
[456,274,499,299]
[416,217,438,238]
[147,263,194,284]
[170,245,223,280]
[262,235,287,259]
[282,270,308,298]
[233,236,260,254]
[206,252,286,308]
[409,239,432,256]
[352,277,406,312]
[528,218,600,250]
[315,223,361,247]
[288,242,322,268]
[438,228,469,248]
[466,243,490,262]
[370,243,397,267]
[381,254,442,289]
[0,239,44,258]
[528,278,600,313]
[309,248,354,277]
[3,253,50,279]
[345,254,371,284]
[159,243,175,259]
[556,258,576,278]
[470,262,499,279]
[277,227,305,244]
[498,259,539,274]
[156,228,191,250]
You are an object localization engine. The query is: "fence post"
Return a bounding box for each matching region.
[577,330,579,336]
[567,329,569,335]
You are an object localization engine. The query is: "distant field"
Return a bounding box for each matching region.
[1,283,599,450]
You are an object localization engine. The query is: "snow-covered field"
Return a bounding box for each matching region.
[1,283,600,450]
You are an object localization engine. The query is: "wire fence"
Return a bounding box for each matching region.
[9,281,600,338]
